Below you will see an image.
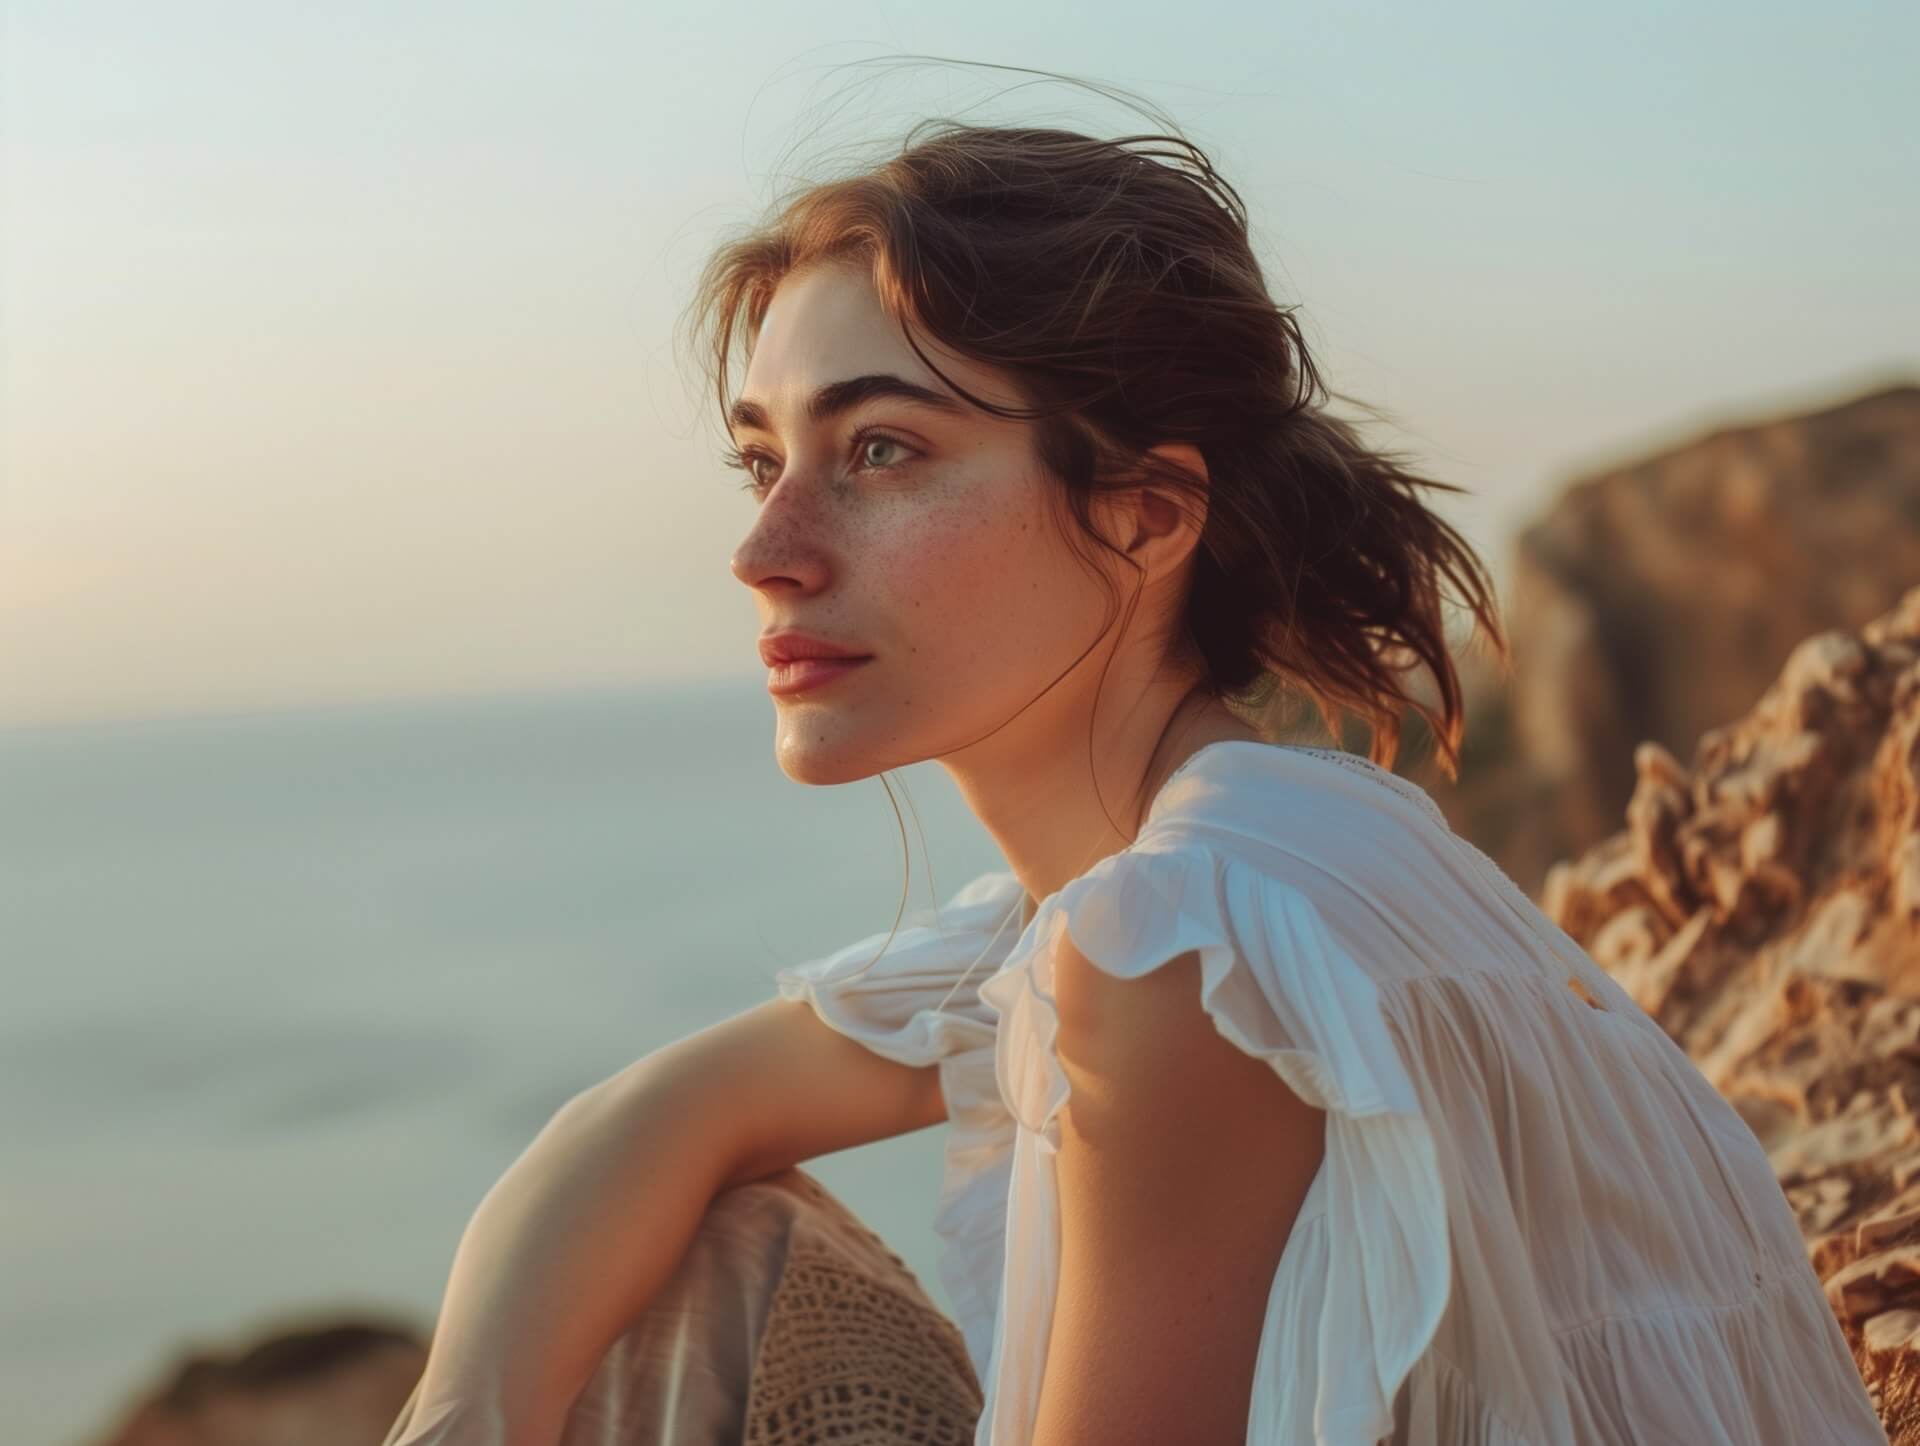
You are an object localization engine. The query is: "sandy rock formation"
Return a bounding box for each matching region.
[1415,382,1920,900]
[1541,583,1920,1439]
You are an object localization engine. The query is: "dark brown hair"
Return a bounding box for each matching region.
[682,61,1509,815]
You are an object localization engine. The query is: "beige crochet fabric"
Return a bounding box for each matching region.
[741,1191,984,1445]
[383,1166,982,1446]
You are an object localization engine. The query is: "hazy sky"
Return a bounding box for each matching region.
[3,0,1914,729]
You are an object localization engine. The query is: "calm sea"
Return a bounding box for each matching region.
[0,680,1011,1445]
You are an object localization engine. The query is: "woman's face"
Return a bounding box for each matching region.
[728,260,1140,786]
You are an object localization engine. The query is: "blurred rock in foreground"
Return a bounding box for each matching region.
[86,1318,426,1446]
[1543,582,1920,1441]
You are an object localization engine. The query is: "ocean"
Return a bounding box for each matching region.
[0,679,1011,1445]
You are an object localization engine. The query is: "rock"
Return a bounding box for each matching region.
[1414,383,1920,900]
[1867,1310,1920,1354]
[86,1318,427,1446]
[1543,583,1920,1438]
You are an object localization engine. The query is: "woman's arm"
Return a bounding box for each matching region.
[396,995,949,1443]
[1032,943,1327,1446]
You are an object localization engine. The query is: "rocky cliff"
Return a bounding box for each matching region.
[1543,583,1920,1438]
[1418,383,1920,901]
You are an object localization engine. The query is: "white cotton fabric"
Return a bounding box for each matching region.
[773,742,1887,1445]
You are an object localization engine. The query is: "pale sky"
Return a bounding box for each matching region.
[3,0,1914,729]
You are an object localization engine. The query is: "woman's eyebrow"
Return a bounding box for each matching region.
[727,374,967,438]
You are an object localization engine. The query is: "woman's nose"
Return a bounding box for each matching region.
[730,513,832,593]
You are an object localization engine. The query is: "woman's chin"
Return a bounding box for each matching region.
[771,739,891,787]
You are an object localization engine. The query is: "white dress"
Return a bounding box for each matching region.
[774,741,1887,1445]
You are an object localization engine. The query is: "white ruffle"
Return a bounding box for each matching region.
[773,868,1024,1069]
[975,835,1453,1445]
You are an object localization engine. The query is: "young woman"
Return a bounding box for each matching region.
[383,80,1888,1446]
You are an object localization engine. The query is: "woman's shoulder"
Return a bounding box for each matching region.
[994,741,1467,1034]
[1137,737,1646,1019]
[981,739,1450,1142]
[1153,737,1448,818]
[1144,741,1459,893]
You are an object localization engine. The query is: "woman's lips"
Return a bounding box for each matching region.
[766,655,874,697]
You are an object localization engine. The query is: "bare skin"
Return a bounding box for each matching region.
[726,257,1266,922]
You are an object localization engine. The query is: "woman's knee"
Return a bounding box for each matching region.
[555,1173,837,1438]
[698,1166,854,1239]
[693,1165,915,1297]
[678,1167,840,1283]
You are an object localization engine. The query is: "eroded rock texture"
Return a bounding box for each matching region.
[1542,584,1920,1437]
[1416,382,1920,901]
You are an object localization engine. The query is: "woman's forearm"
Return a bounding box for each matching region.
[400,1057,749,1442]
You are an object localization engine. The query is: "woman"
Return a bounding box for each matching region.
[387,73,1888,1446]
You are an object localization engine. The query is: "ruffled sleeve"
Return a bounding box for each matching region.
[772,867,1028,1383]
[772,868,1026,1065]
[975,832,1453,1446]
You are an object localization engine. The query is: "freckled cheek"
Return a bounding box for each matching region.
[877,505,1019,587]
[866,508,1035,649]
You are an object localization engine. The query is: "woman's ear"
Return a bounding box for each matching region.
[1144,441,1209,489]
[1125,443,1210,569]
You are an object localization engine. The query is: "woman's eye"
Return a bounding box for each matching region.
[727,428,917,499]
[861,436,907,468]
